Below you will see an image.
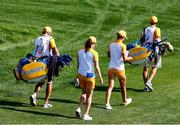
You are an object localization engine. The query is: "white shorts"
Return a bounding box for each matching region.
[144,57,161,68]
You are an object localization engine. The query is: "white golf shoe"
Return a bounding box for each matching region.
[146,81,154,91]
[105,103,112,110]
[83,114,92,121]
[123,98,132,106]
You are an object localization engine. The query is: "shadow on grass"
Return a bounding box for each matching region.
[0,100,29,107]
[36,97,78,104]
[0,100,78,119]
[50,98,107,110]
[91,102,106,109]
[39,97,106,110]
[94,86,144,92]
[94,86,122,92]
[127,88,144,92]
[0,106,78,119]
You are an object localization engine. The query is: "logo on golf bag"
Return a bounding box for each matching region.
[13,54,73,83]
[128,47,152,64]
[21,62,48,82]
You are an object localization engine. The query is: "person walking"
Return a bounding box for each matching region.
[141,16,162,92]
[105,30,132,110]
[29,26,60,108]
[75,36,103,120]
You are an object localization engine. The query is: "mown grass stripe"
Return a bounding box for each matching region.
[0,0,179,124]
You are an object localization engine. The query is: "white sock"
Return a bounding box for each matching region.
[147,80,151,83]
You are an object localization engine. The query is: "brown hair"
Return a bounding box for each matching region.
[42,28,46,34]
[85,38,94,53]
[150,22,157,25]
[117,34,124,39]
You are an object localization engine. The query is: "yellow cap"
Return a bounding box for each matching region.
[42,26,52,34]
[150,16,158,24]
[116,30,127,39]
[89,36,97,43]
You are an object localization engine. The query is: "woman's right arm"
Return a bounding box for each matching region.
[94,60,103,85]
[122,44,132,62]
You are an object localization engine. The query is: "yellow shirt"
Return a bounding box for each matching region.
[50,37,56,49]
[89,49,98,62]
[154,27,161,39]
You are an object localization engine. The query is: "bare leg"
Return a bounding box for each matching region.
[105,73,115,105]
[78,89,86,108]
[118,76,126,103]
[33,81,45,97]
[44,81,52,104]
[84,88,93,116]
[143,67,149,85]
[76,89,86,118]
[30,81,45,106]
[148,67,157,83]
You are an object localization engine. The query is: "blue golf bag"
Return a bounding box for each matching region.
[13,54,72,83]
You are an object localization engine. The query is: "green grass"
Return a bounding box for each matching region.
[0,0,180,124]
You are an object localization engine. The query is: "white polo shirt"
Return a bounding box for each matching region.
[142,26,161,47]
[77,49,98,77]
[34,35,56,58]
[108,40,126,70]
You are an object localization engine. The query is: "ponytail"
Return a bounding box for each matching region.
[85,38,93,53]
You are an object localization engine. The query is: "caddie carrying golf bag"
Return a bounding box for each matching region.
[13,54,72,83]
[126,39,169,64]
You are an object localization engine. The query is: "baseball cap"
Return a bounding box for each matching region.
[150,16,158,24]
[42,26,52,34]
[89,36,97,43]
[116,30,127,39]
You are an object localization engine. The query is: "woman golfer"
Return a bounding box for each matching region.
[75,36,103,120]
[105,30,132,110]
